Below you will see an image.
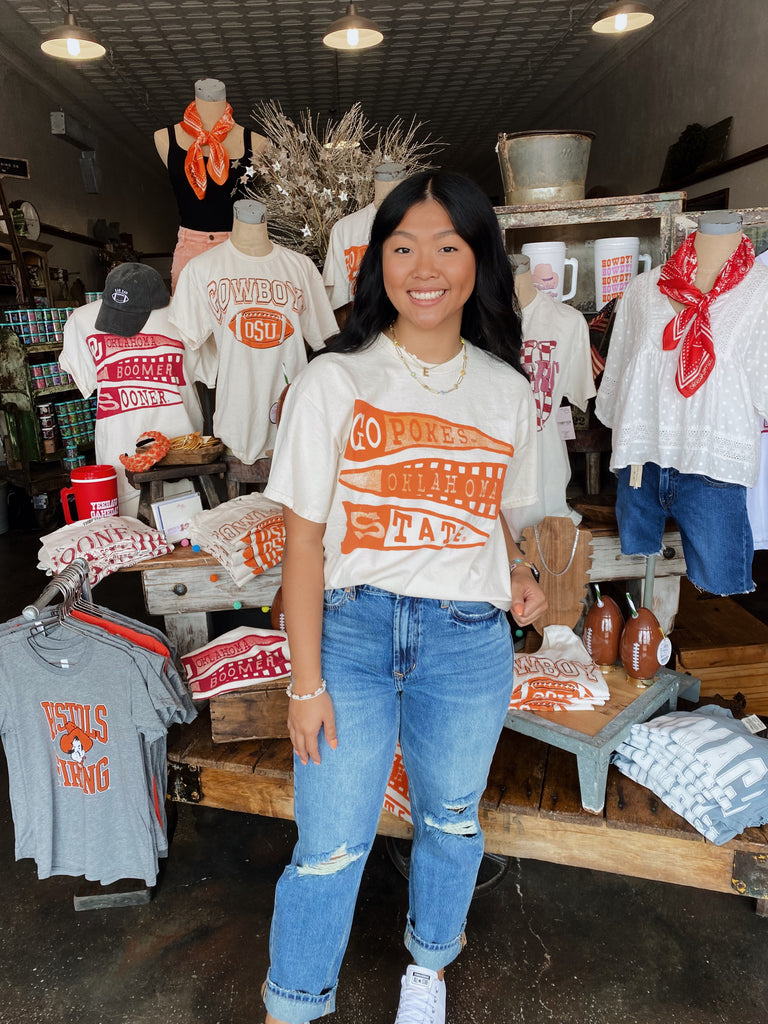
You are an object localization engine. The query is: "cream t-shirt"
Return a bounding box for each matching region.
[170,240,338,464]
[60,302,212,514]
[516,289,595,529]
[322,203,377,309]
[265,334,538,610]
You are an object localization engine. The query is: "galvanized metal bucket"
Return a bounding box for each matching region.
[497,130,595,205]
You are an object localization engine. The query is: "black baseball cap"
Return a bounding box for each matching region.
[95,263,169,336]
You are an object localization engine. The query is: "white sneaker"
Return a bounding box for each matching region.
[394,965,446,1024]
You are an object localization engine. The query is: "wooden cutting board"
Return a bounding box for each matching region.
[521,516,593,633]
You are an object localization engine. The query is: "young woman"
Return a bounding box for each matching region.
[262,171,547,1024]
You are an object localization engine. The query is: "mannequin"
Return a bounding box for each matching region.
[373,161,408,207]
[666,212,743,312]
[230,199,272,257]
[59,263,214,517]
[511,253,538,308]
[169,198,338,468]
[508,254,596,531]
[323,162,408,314]
[595,209,768,596]
[155,79,269,291]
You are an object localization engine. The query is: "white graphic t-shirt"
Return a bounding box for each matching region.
[60,303,213,514]
[516,290,595,529]
[322,203,377,309]
[170,240,338,464]
[265,334,538,610]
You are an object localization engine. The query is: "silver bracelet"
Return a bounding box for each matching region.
[285,679,328,701]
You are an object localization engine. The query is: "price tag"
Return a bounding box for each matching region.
[629,464,643,488]
[556,405,576,440]
[741,714,766,735]
[657,637,672,666]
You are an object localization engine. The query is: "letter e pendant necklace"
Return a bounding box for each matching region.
[390,324,467,396]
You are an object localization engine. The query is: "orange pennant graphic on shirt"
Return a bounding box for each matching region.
[340,501,489,553]
[344,401,515,463]
[339,459,506,519]
[345,244,368,289]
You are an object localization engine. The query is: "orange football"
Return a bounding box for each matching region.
[619,606,665,684]
[228,307,295,349]
[583,594,624,669]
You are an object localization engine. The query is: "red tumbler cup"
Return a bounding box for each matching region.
[60,465,119,523]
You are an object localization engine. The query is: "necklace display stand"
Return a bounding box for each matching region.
[521,515,593,634]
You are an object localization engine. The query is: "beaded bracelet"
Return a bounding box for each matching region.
[509,558,540,583]
[285,679,328,701]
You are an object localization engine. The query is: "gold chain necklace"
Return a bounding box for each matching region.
[390,325,467,396]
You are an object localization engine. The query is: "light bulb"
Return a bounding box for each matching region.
[614,12,628,30]
[66,37,81,56]
[346,27,359,47]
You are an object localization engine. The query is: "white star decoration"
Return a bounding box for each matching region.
[321,188,332,199]
[244,165,256,178]
[339,190,348,202]
[302,224,312,237]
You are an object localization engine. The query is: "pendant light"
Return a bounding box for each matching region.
[591,2,654,34]
[323,3,383,51]
[41,3,106,61]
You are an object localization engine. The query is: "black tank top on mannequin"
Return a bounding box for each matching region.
[166,125,256,232]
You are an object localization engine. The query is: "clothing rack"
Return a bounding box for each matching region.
[22,557,92,621]
[16,555,159,911]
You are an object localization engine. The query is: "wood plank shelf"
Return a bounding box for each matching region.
[167,708,768,905]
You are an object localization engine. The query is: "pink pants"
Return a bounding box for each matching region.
[171,226,230,292]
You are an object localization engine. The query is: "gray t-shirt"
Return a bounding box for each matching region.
[0,628,169,885]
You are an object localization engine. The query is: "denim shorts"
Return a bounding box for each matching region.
[616,463,754,595]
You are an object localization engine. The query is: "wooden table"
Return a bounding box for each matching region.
[505,665,699,813]
[144,533,767,914]
[166,708,768,913]
[123,523,687,655]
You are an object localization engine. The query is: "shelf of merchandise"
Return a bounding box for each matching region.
[494,191,686,314]
[0,326,91,496]
[0,232,53,309]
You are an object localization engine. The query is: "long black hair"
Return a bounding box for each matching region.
[327,170,526,376]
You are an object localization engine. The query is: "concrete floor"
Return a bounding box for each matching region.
[2,516,767,1024]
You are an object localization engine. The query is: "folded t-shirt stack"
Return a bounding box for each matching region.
[37,516,173,584]
[511,625,611,712]
[188,493,285,586]
[612,705,768,844]
[181,626,291,700]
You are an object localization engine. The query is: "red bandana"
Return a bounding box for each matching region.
[181,102,235,200]
[658,233,755,397]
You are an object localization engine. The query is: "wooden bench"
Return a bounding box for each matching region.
[166,708,768,913]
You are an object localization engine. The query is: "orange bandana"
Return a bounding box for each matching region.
[181,101,235,200]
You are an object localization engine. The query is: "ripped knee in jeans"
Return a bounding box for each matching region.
[296,841,368,876]
[423,794,480,837]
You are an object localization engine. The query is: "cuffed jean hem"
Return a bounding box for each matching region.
[263,973,335,1023]
[404,917,466,972]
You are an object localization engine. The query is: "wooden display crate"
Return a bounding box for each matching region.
[208,676,290,744]
[671,580,768,714]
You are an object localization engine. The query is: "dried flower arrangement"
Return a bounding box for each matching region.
[241,100,442,266]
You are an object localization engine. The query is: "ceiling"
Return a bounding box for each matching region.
[1,0,682,196]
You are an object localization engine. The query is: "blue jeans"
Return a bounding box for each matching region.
[264,585,514,1023]
[616,463,754,595]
